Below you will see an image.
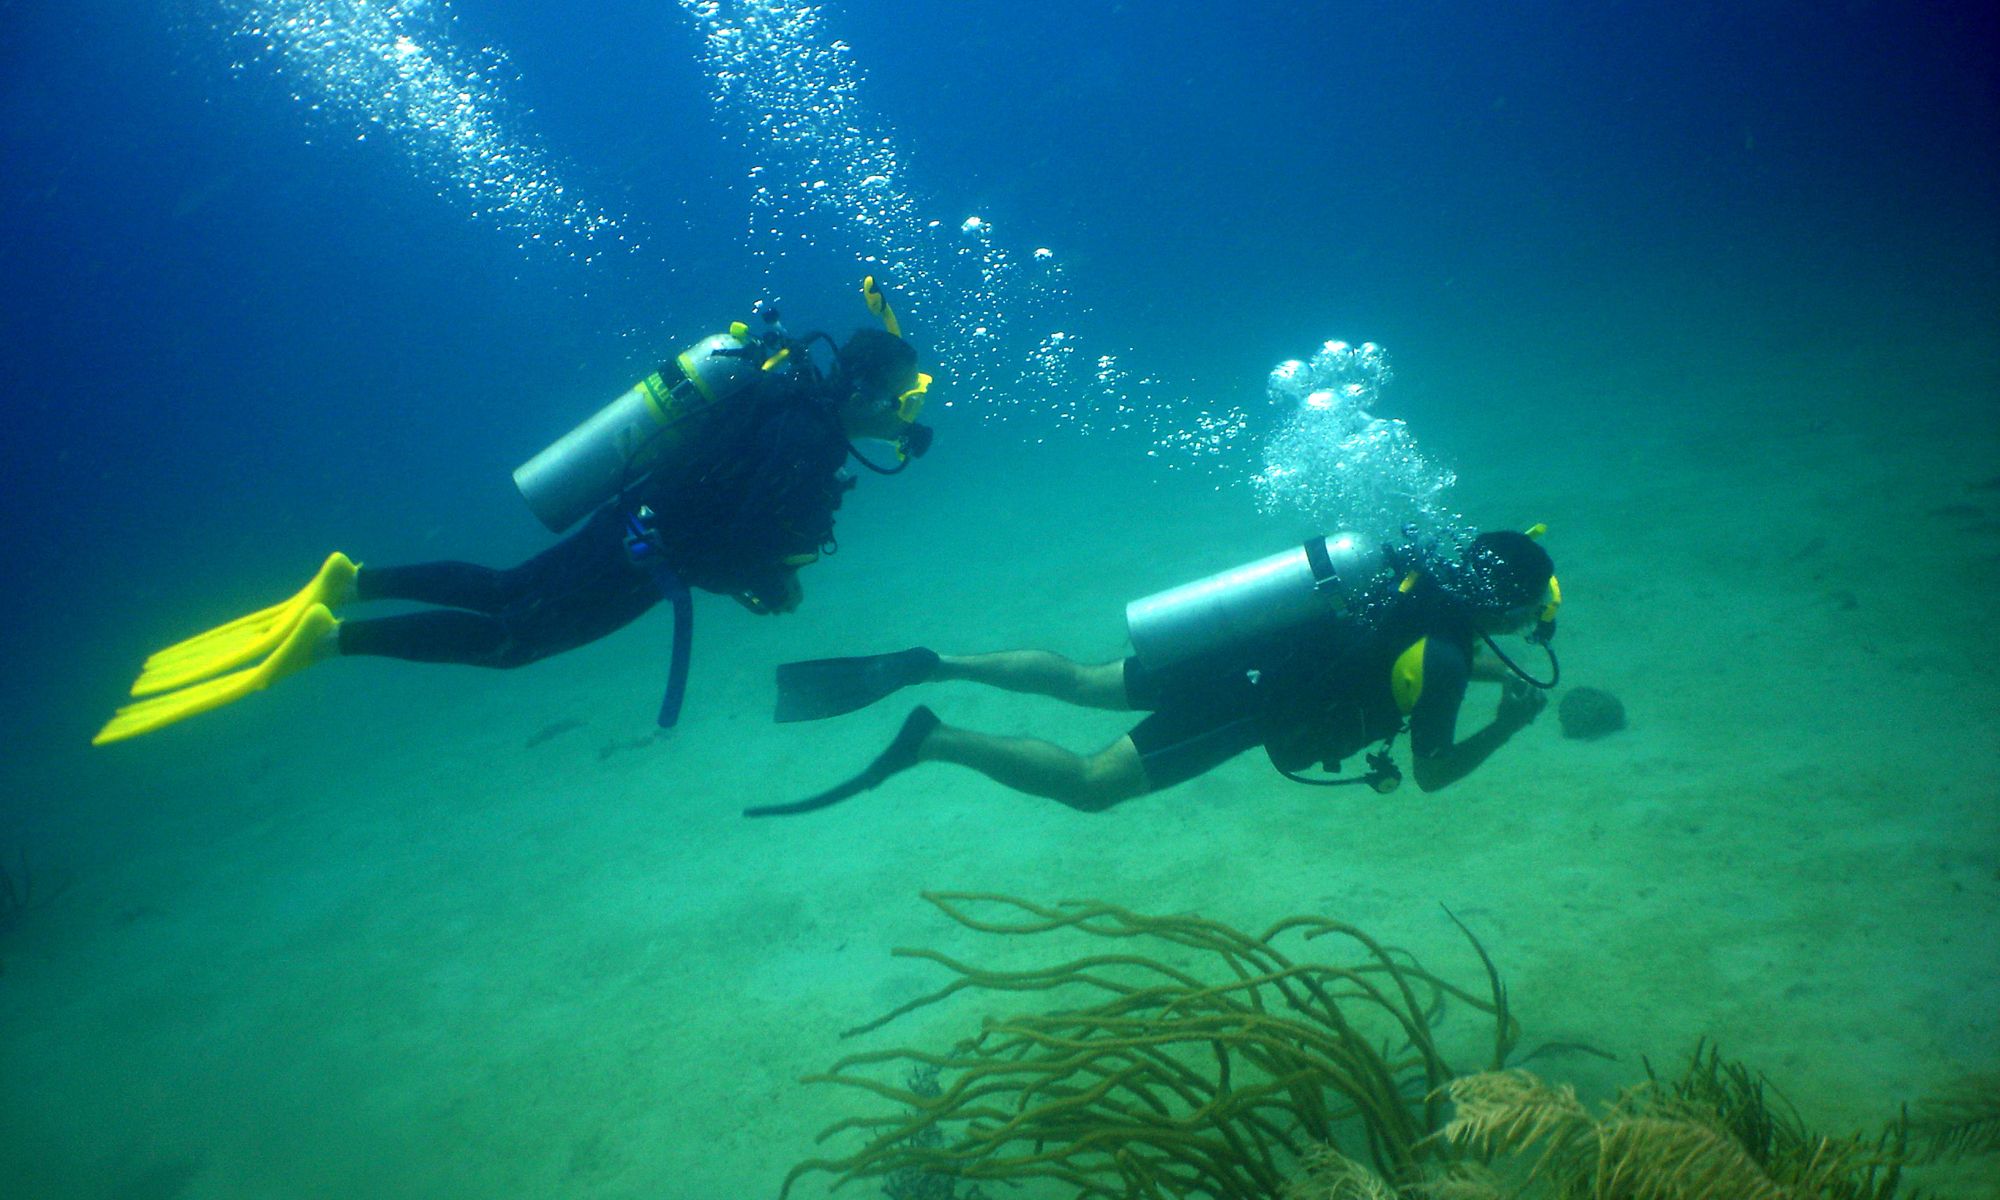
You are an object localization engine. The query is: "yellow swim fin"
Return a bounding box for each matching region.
[131,553,358,697]
[94,604,340,746]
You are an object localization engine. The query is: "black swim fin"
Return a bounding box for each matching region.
[745,706,940,818]
[773,647,939,723]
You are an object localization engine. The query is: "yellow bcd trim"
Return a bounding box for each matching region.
[1391,638,1427,715]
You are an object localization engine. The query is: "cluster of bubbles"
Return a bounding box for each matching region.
[675,0,1179,438]
[214,0,1461,534]
[678,1,923,266]
[666,4,1491,548]
[220,0,627,260]
[1251,341,1462,544]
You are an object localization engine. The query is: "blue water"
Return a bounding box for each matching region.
[2,2,1996,1196]
[5,5,1993,692]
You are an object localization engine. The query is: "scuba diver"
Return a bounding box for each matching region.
[746,528,1559,816]
[94,278,936,746]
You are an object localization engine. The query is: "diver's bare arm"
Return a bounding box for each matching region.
[1468,641,1513,683]
[1409,719,1520,792]
[1410,679,1545,792]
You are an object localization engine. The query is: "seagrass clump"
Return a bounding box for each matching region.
[1910,1072,2000,1164]
[1437,1041,1916,1200]
[781,891,1518,1199]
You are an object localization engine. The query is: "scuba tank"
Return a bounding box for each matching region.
[514,277,934,533]
[512,320,784,534]
[1125,532,1393,670]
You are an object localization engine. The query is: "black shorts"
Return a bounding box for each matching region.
[1123,657,1264,792]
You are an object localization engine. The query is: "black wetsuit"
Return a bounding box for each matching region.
[337,373,851,668]
[1121,586,1478,790]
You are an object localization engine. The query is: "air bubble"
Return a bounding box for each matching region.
[1250,342,1463,544]
[221,0,624,259]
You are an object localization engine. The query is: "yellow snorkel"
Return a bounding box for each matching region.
[861,275,903,337]
[1522,522,1561,644]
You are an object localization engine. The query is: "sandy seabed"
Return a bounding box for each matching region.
[3,344,1995,1198]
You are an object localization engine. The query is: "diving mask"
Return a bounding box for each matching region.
[885,371,934,462]
[1496,577,1560,638]
[896,372,932,423]
[1530,575,1561,645]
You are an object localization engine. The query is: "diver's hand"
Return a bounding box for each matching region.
[1495,677,1547,731]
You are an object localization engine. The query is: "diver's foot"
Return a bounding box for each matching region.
[866,704,941,785]
[890,646,941,682]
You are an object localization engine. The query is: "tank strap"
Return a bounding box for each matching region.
[637,371,680,422]
[1304,536,1338,589]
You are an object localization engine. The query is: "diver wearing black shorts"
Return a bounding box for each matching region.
[1117,654,1264,792]
[1115,638,1450,792]
[748,529,1560,817]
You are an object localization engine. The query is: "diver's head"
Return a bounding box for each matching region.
[1441,530,1556,634]
[834,328,934,460]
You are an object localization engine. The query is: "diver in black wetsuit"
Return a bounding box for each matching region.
[750,530,1558,816]
[341,329,920,667]
[93,284,937,746]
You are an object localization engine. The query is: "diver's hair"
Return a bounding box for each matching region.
[835,328,917,391]
[1447,531,1554,612]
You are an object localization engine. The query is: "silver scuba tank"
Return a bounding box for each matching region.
[1124,532,1390,669]
[512,330,769,533]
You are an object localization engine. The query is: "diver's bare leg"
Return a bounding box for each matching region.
[918,727,1148,812]
[933,652,1130,710]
